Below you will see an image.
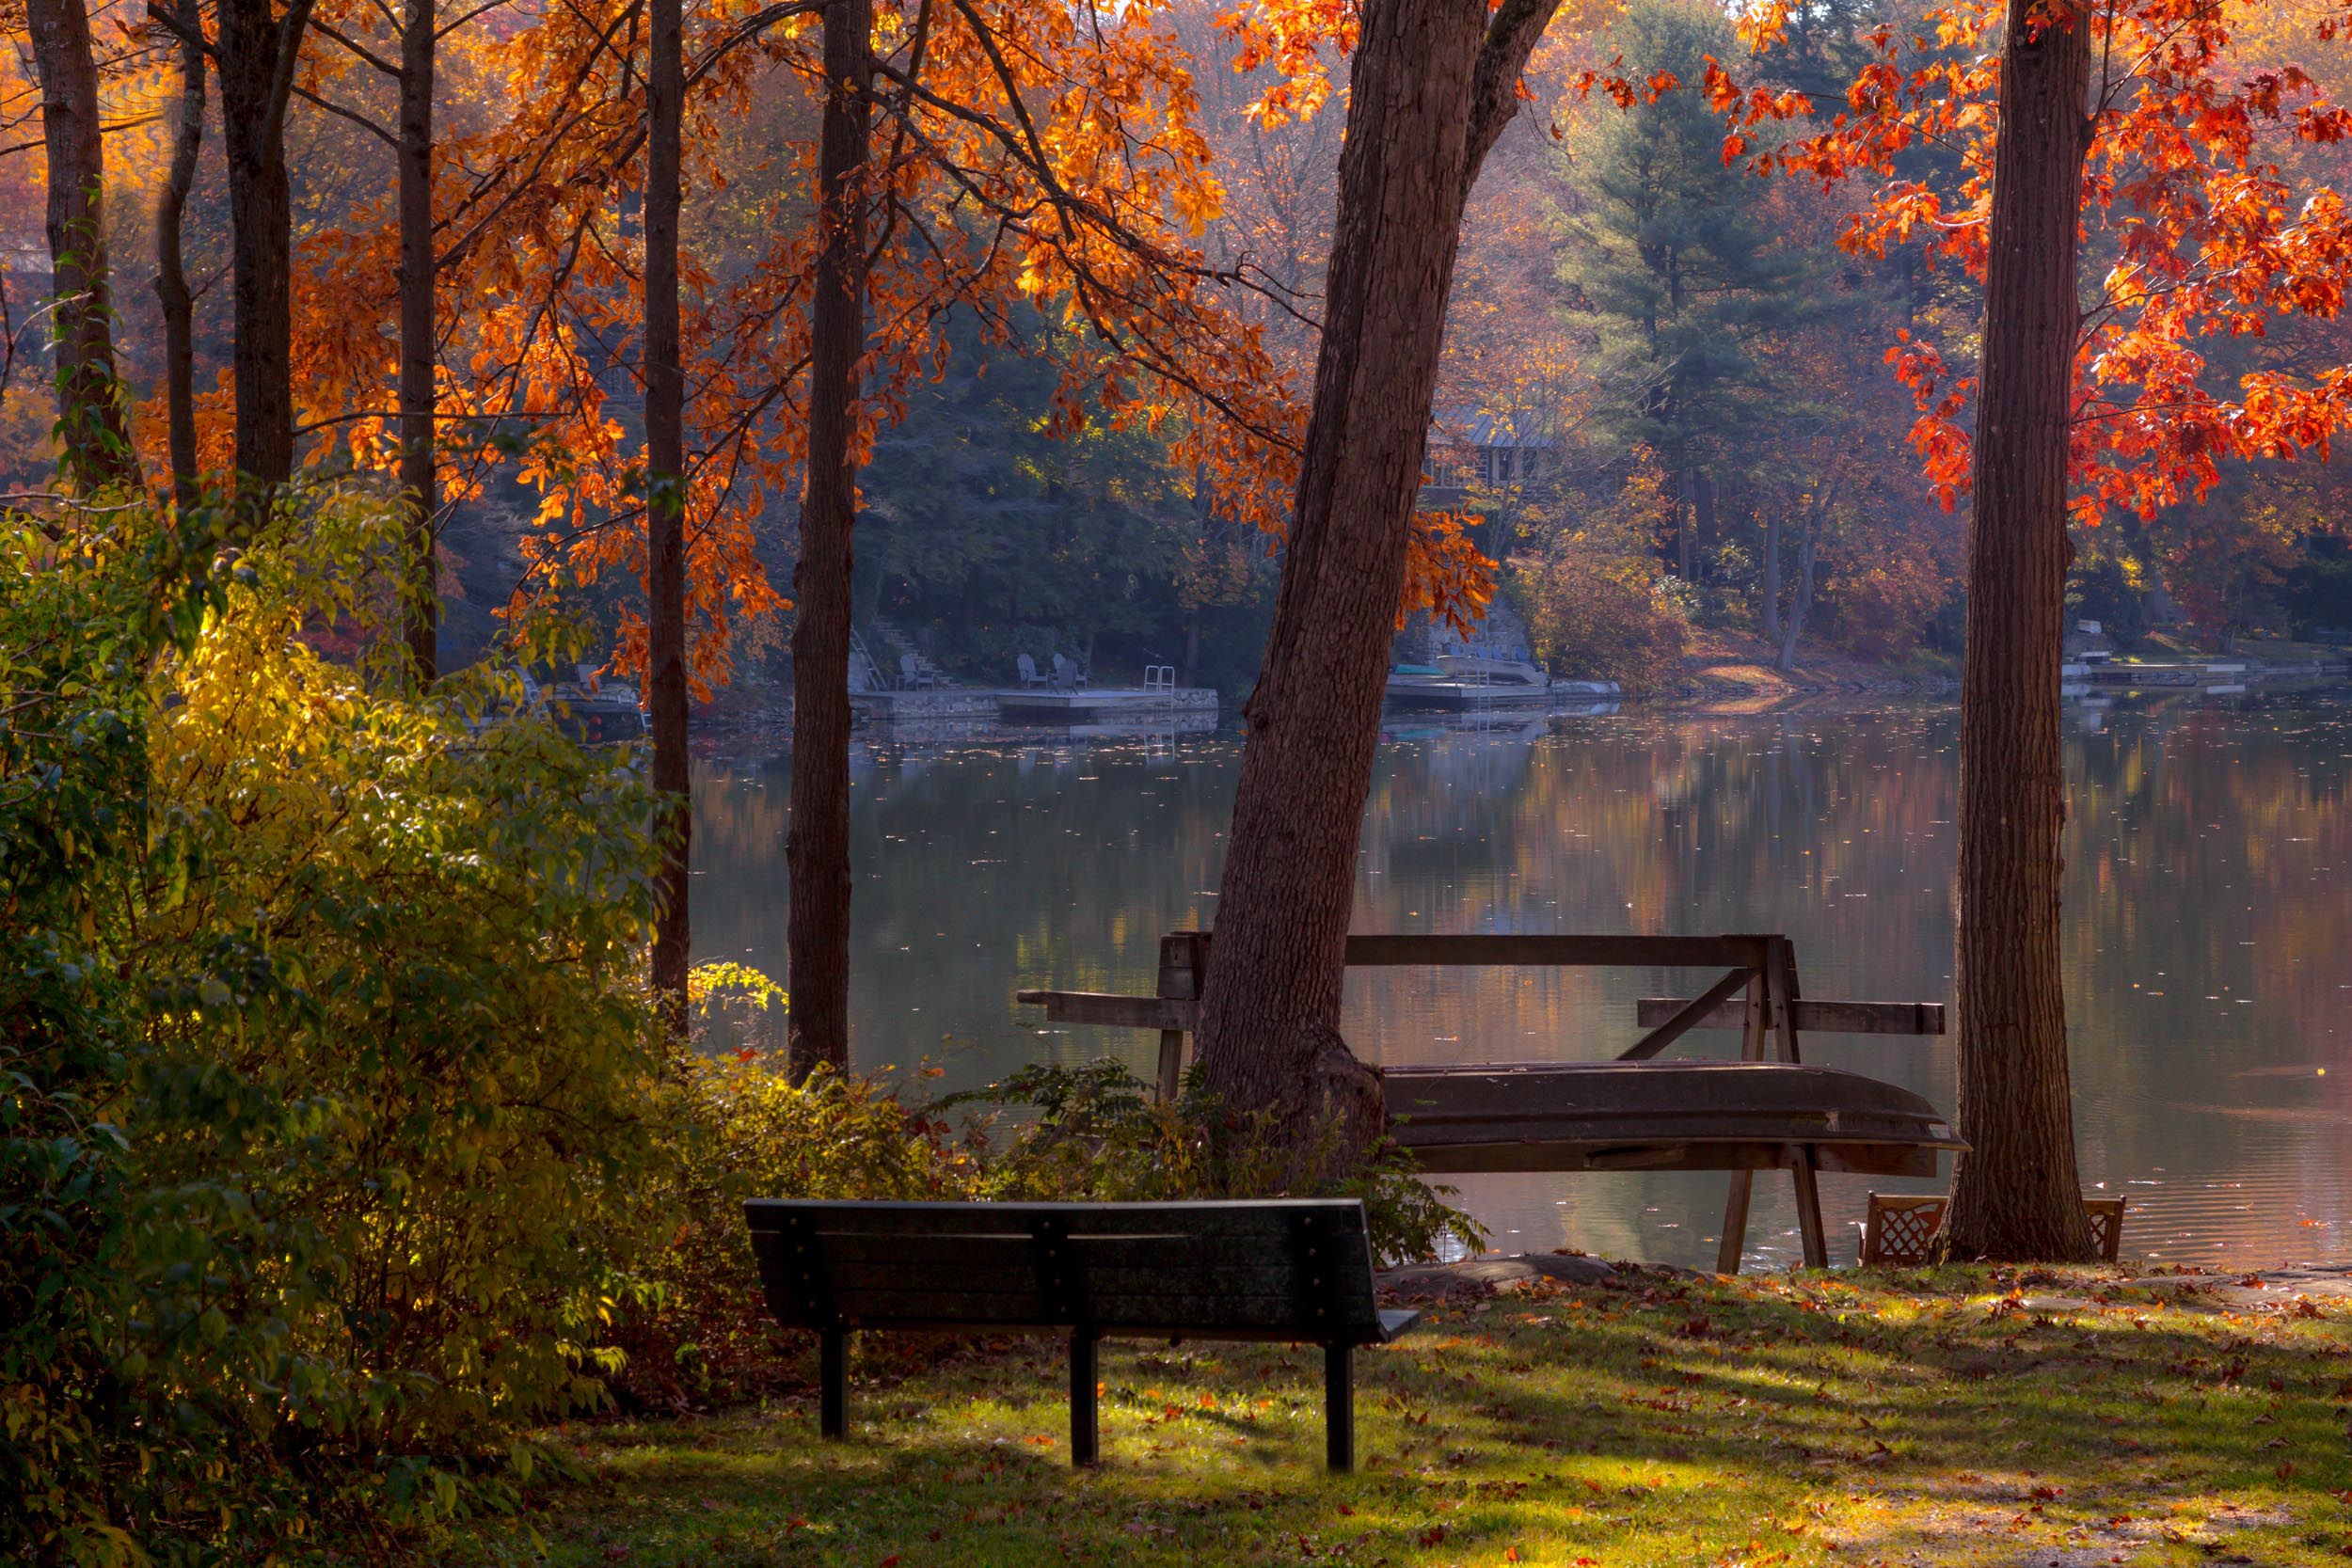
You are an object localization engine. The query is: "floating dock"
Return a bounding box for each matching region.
[851,684,1219,726]
[994,686,1220,723]
[1383,677,1622,713]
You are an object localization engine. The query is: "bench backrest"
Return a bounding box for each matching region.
[744,1198,1387,1342]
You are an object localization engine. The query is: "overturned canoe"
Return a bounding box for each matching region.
[1384,1060,1963,1178]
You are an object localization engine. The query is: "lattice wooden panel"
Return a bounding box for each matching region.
[2083,1197,2126,1262]
[1862,1194,1949,1266]
[1864,1193,2127,1266]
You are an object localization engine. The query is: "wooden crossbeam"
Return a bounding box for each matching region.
[1018,992,1948,1040]
[1614,967,1756,1062]
[1342,933,1771,969]
[1016,990,1197,1032]
[1635,998,1946,1036]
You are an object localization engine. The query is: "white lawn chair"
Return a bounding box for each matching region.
[1016,653,1048,688]
[1051,653,1088,689]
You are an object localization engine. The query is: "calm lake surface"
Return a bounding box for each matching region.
[691,692,2352,1272]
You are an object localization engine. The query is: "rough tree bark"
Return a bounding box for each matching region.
[1192,0,1560,1150]
[215,0,313,500]
[645,0,691,1024]
[1941,0,2098,1262]
[155,0,205,508]
[27,0,139,488]
[785,0,870,1080]
[1774,504,1816,673]
[398,0,438,680]
[1761,509,1781,641]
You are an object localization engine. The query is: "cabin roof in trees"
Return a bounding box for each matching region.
[1432,407,1559,451]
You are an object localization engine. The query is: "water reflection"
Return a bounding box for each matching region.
[691,691,2352,1271]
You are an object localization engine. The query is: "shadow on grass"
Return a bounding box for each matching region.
[469,1267,2352,1568]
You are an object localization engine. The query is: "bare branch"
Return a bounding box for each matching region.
[293,83,398,147]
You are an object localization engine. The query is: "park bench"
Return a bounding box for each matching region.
[1019,932,1963,1274]
[742,1197,1419,1471]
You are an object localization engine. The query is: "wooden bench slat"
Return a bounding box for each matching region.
[747,1197,1359,1239]
[818,1290,1386,1332]
[820,1260,1375,1300]
[801,1229,1369,1271]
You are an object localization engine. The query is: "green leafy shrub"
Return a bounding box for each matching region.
[611,1027,1481,1412]
[962,1058,1486,1266]
[610,984,986,1408]
[2,501,210,1568]
[4,484,672,1562]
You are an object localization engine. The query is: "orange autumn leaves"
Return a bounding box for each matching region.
[1711,0,2352,530]
[262,0,1536,688]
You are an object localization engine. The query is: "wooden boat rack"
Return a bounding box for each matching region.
[1017,932,1962,1274]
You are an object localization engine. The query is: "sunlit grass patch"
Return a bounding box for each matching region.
[462,1265,2352,1567]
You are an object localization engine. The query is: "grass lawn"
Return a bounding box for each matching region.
[475,1264,2352,1567]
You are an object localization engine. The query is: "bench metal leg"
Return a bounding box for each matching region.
[819,1326,849,1439]
[1325,1342,1355,1473]
[1069,1331,1101,1466]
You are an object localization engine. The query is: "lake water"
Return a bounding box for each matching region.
[691,691,2352,1272]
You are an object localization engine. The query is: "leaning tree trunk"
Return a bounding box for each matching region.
[215,0,308,502]
[785,0,870,1081]
[1941,0,2097,1263]
[1192,0,1560,1152]
[398,0,438,681]
[27,0,139,489]
[644,0,691,1027]
[156,0,205,508]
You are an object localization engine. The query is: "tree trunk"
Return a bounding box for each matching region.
[27,0,138,489]
[644,0,691,1026]
[1691,468,1716,581]
[785,0,870,1081]
[398,0,438,681]
[1191,0,1559,1152]
[1941,0,2097,1263]
[215,0,309,503]
[1675,465,1693,578]
[1775,509,1815,673]
[1761,506,1780,641]
[156,0,204,508]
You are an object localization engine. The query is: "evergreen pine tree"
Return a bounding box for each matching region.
[1557,0,1818,578]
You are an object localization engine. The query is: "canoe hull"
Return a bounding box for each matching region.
[1384,1060,1962,1178]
